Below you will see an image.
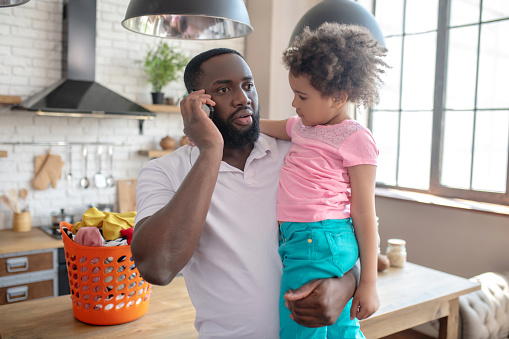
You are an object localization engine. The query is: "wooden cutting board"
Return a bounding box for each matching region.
[117,179,137,213]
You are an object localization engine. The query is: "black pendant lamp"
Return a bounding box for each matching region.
[0,0,30,7]
[122,0,253,40]
[290,0,386,49]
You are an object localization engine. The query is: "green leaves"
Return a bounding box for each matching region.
[142,41,188,93]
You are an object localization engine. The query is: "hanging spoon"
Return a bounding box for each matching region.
[80,147,90,189]
[94,146,107,188]
[106,145,115,187]
[66,145,72,185]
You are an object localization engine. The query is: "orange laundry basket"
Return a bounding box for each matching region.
[60,221,151,325]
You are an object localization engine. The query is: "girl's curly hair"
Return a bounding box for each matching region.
[283,22,388,108]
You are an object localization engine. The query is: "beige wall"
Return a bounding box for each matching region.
[377,196,509,278]
[245,0,321,119]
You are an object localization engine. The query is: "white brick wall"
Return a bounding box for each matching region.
[0,0,245,229]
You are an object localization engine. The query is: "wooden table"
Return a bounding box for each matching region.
[359,262,480,338]
[0,263,480,339]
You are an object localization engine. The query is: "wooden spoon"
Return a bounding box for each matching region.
[8,188,20,213]
[0,194,15,212]
[19,189,28,212]
[19,189,28,200]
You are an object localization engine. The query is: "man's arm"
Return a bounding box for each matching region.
[131,91,222,286]
[283,268,358,327]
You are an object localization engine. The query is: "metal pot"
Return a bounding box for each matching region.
[51,209,73,230]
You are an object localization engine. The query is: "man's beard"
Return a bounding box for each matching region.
[212,106,260,148]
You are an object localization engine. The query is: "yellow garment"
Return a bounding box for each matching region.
[72,207,136,241]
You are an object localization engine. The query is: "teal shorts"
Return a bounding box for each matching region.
[279,218,364,339]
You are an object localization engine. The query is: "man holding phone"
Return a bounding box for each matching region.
[131,48,358,338]
[201,103,214,118]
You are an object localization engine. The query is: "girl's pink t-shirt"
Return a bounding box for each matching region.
[277,116,379,222]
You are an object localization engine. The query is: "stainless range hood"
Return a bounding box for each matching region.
[15,0,155,126]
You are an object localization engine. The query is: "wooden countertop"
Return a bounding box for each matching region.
[0,277,198,339]
[0,263,480,338]
[0,228,63,255]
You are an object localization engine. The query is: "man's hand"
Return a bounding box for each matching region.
[283,273,356,327]
[180,90,222,151]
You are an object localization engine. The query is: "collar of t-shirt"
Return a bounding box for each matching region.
[189,135,272,176]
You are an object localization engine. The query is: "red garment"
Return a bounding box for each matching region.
[121,227,134,245]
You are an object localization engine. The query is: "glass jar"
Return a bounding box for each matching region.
[386,238,407,268]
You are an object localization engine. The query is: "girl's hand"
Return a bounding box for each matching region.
[350,282,380,320]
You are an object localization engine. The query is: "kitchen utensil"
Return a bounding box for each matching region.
[117,179,137,213]
[80,147,90,189]
[32,152,65,190]
[12,211,31,232]
[0,194,15,212]
[67,145,72,185]
[94,146,107,188]
[92,203,114,212]
[18,188,28,212]
[8,188,20,213]
[51,209,73,231]
[106,145,115,187]
[19,188,28,200]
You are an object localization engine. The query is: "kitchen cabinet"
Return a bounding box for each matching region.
[0,248,58,305]
[0,229,64,305]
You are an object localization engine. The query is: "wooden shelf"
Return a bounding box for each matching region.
[138,149,175,158]
[142,104,180,113]
[0,95,22,104]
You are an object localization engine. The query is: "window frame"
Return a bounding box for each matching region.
[370,0,509,205]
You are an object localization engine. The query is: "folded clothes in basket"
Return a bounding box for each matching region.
[71,207,136,241]
[62,224,129,247]
[62,207,136,247]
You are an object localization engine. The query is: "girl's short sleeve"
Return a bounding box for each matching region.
[286,116,300,138]
[340,129,379,167]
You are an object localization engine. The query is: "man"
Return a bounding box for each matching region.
[132,48,358,338]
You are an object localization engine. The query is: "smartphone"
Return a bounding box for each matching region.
[202,104,214,119]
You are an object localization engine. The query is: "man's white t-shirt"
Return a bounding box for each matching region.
[135,134,291,339]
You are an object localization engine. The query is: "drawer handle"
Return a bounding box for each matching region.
[6,286,29,302]
[6,257,29,272]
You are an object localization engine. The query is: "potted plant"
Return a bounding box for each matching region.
[140,41,188,104]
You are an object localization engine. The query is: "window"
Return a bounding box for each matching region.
[371,0,509,204]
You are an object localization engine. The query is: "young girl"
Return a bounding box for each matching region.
[260,23,388,338]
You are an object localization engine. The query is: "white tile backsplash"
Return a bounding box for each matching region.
[0,0,245,229]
